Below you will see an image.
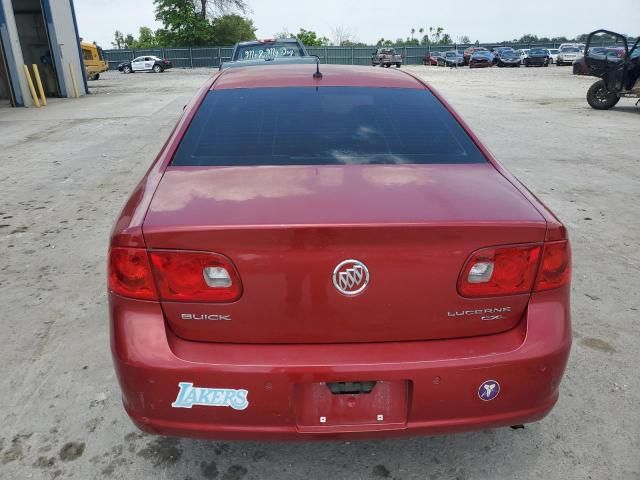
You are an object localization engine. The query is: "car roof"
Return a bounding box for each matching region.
[236,38,300,46]
[212,64,426,91]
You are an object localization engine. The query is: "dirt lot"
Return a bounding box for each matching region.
[0,65,638,480]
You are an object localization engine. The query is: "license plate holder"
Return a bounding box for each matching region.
[295,380,408,433]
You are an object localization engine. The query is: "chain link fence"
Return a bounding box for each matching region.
[103,42,615,70]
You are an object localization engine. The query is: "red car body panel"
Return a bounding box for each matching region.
[111,286,570,440]
[213,64,422,90]
[109,65,571,440]
[144,164,546,344]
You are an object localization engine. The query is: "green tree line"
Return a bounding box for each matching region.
[112,5,637,50]
[112,0,256,48]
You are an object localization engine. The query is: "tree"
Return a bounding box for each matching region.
[376,37,394,47]
[429,26,444,44]
[295,28,330,47]
[153,0,254,46]
[340,40,367,47]
[193,0,248,19]
[440,33,452,45]
[124,34,136,48]
[211,14,256,45]
[410,28,416,39]
[154,0,214,45]
[112,30,125,49]
[132,26,160,48]
[518,34,539,44]
[332,25,354,46]
[458,35,470,44]
[274,29,292,39]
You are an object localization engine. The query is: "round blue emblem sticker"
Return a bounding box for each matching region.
[478,380,500,401]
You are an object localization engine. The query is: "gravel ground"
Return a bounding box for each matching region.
[0,66,638,480]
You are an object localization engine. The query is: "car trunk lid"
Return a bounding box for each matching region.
[143,164,546,344]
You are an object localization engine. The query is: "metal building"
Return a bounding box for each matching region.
[0,0,86,107]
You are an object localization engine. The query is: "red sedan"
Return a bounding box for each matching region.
[109,64,571,440]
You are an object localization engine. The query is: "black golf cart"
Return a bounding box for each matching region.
[583,29,640,110]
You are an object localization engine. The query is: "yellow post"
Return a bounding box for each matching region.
[22,65,40,107]
[31,64,47,106]
[69,63,79,98]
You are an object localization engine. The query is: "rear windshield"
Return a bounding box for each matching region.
[171,87,487,167]
[234,42,304,60]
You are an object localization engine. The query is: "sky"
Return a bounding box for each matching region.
[74,0,640,49]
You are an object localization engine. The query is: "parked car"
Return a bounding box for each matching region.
[516,49,530,64]
[439,51,465,67]
[491,47,515,63]
[558,43,585,53]
[496,50,521,67]
[221,38,315,70]
[469,51,494,68]
[573,47,625,75]
[463,47,489,65]
[548,48,559,64]
[108,63,572,440]
[118,56,172,74]
[372,48,403,68]
[524,48,550,67]
[423,51,442,66]
[556,47,583,66]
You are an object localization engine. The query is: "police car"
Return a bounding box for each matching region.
[118,56,172,74]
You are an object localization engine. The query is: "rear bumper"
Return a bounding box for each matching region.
[526,58,548,65]
[110,288,571,440]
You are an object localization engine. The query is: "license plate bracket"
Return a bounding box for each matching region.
[295,380,408,433]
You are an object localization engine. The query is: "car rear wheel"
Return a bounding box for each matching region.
[587,80,620,110]
[153,65,163,73]
[396,63,401,68]
[123,66,132,74]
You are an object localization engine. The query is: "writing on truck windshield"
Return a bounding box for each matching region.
[236,44,303,60]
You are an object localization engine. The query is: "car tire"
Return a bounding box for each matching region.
[586,80,620,110]
[396,63,401,68]
[123,65,132,74]
[153,65,163,73]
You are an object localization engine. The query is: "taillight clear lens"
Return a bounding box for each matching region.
[148,251,242,302]
[458,244,542,297]
[108,247,158,300]
[535,241,571,291]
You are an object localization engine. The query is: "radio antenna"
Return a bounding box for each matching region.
[311,55,323,79]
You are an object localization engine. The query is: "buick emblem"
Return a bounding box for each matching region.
[332,259,370,296]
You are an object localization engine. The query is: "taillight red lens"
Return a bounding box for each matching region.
[458,244,542,297]
[148,251,242,302]
[108,247,158,300]
[534,240,571,291]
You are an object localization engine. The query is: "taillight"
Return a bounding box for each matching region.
[458,241,571,298]
[108,247,158,300]
[458,244,542,297]
[534,240,571,291]
[148,251,242,302]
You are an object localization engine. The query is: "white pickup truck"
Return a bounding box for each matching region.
[372,48,403,68]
